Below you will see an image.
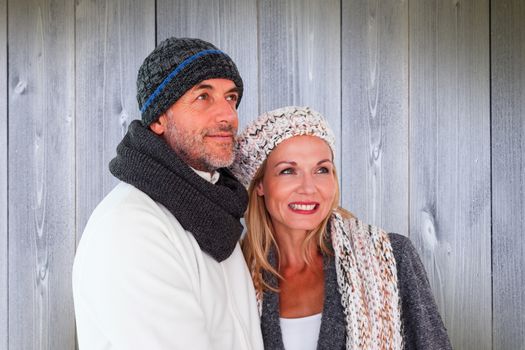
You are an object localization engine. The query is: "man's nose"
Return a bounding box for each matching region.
[215,97,238,124]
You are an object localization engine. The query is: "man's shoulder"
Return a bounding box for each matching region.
[87,182,165,224]
[74,182,192,279]
[80,182,185,245]
[93,182,155,212]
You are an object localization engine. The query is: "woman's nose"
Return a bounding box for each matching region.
[297,174,316,194]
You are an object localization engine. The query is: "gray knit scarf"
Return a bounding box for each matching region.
[109,120,248,262]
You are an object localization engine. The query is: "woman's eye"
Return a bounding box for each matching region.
[279,168,294,175]
[317,166,330,174]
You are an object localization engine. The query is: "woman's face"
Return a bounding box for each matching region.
[257,135,336,237]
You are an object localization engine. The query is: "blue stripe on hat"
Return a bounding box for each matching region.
[140,49,226,114]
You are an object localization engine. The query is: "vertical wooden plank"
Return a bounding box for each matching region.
[341,0,408,234]
[8,0,75,348]
[156,0,258,128]
[75,0,155,239]
[258,0,341,171]
[409,1,491,349]
[492,0,525,348]
[0,0,7,347]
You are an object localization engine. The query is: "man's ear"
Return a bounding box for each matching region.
[149,114,168,135]
[256,181,264,196]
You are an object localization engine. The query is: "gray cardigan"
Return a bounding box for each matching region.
[260,233,453,350]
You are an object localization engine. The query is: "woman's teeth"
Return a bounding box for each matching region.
[289,203,317,211]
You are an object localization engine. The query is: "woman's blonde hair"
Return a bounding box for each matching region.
[242,158,353,293]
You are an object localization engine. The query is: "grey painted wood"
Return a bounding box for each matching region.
[257,0,341,172]
[8,0,76,348]
[156,0,258,129]
[0,2,522,349]
[491,0,525,348]
[409,1,491,349]
[341,0,409,235]
[0,0,7,347]
[75,0,155,239]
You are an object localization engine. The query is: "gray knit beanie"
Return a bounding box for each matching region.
[230,106,336,188]
[137,37,244,126]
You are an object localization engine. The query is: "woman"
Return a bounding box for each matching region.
[230,106,452,350]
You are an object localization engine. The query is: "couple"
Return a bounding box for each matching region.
[72,37,451,350]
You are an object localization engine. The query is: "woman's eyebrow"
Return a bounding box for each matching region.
[273,160,297,167]
[273,159,332,168]
[317,159,333,165]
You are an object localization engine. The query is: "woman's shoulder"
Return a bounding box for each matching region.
[387,233,416,254]
[386,234,453,349]
[334,213,421,267]
[334,212,390,239]
[331,211,420,262]
[385,233,424,271]
[385,233,433,296]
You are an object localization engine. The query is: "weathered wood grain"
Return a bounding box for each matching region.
[0,2,521,349]
[491,0,525,348]
[8,0,76,348]
[75,0,155,239]
[258,0,341,172]
[156,0,258,128]
[341,0,408,235]
[409,1,491,349]
[0,0,7,347]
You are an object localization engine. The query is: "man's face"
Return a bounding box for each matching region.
[153,78,240,172]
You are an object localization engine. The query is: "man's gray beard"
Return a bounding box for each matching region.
[165,122,236,173]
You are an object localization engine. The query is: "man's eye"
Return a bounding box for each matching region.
[279,168,294,175]
[226,94,238,102]
[197,93,208,100]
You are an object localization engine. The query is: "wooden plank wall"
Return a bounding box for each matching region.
[492,0,525,349]
[409,1,492,349]
[257,0,341,170]
[156,0,258,128]
[1,1,524,349]
[8,0,76,349]
[75,0,155,240]
[341,0,408,235]
[0,0,7,348]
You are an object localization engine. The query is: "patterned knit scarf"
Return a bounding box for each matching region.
[109,120,248,262]
[258,214,403,349]
[330,213,403,349]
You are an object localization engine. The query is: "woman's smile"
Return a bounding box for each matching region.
[288,202,320,213]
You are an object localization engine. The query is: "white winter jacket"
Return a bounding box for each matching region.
[73,182,264,350]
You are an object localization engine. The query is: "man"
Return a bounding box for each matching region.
[72,37,264,350]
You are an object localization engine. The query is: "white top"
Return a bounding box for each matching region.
[280,313,322,350]
[72,182,263,350]
[191,167,220,184]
